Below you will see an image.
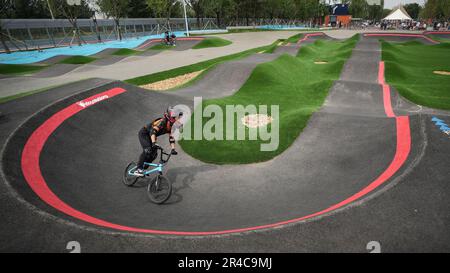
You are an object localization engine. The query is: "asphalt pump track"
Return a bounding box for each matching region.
[1,34,449,241]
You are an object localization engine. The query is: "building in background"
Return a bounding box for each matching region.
[324,3,352,27]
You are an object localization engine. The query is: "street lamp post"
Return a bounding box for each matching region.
[182,0,190,37]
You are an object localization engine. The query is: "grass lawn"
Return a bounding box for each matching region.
[0,64,47,75]
[426,35,450,43]
[126,33,305,88]
[382,40,450,110]
[112,48,140,56]
[192,37,232,49]
[284,33,303,44]
[59,55,97,64]
[125,39,285,87]
[179,35,359,164]
[264,39,286,53]
[263,34,304,53]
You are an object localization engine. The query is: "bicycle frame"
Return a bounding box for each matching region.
[128,148,171,177]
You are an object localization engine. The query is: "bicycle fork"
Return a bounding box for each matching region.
[155,172,163,190]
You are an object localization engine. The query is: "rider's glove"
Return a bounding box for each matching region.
[171,149,178,155]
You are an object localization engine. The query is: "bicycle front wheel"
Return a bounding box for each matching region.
[147,175,172,204]
[123,162,139,187]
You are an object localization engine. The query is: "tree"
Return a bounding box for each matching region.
[49,0,93,46]
[421,0,450,21]
[128,0,150,18]
[98,0,129,40]
[263,0,282,20]
[146,0,181,22]
[349,0,369,18]
[190,0,205,28]
[11,0,48,18]
[367,4,383,21]
[382,8,391,18]
[0,0,14,53]
[404,3,421,20]
[0,0,92,19]
[202,0,232,28]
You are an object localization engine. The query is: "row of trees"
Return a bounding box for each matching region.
[421,0,450,21]
[2,0,449,53]
[184,0,330,27]
[1,0,331,25]
[3,1,450,23]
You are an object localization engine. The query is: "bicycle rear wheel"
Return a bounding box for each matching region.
[123,162,139,186]
[147,175,172,204]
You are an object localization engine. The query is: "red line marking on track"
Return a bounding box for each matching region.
[19,50,412,236]
[297,32,324,44]
[136,37,204,50]
[378,61,396,117]
[364,33,439,44]
[423,31,450,35]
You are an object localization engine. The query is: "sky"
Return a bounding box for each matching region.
[384,0,425,9]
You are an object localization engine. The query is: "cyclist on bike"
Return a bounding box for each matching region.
[164,31,177,46]
[134,107,183,177]
[164,31,171,45]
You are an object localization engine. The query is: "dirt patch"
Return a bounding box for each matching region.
[140,70,204,90]
[241,114,273,128]
[434,70,450,76]
[314,61,328,64]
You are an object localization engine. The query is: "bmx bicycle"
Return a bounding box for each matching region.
[161,34,177,46]
[123,146,173,204]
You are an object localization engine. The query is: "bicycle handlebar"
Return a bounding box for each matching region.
[155,146,171,164]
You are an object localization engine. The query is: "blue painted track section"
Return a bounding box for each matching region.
[0,32,187,65]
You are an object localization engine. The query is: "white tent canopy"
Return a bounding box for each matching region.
[383,6,412,21]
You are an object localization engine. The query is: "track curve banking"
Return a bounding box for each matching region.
[1,34,444,236]
[16,38,205,78]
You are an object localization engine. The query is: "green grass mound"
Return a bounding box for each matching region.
[192,37,232,49]
[432,42,450,49]
[285,33,303,44]
[264,39,285,53]
[113,48,139,56]
[382,40,450,110]
[0,64,47,75]
[179,35,359,164]
[125,40,283,87]
[264,33,304,53]
[126,34,306,89]
[59,55,97,64]
[399,41,424,46]
[428,35,450,43]
[313,39,326,46]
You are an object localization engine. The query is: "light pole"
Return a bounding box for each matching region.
[182,0,190,37]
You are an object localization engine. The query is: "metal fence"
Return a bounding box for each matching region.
[0,18,218,52]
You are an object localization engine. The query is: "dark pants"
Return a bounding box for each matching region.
[137,127,156,169]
